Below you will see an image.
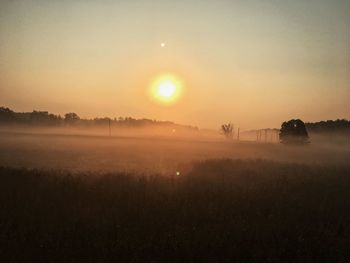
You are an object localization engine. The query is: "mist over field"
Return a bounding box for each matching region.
[0,112,349,263]
[1,0,350,261]
[0,124,349,173]
[0,106,350,263]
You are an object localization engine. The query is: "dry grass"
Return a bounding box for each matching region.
[1,159,349,262]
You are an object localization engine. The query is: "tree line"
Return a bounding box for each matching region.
[305,119,350,133]
[0,106,197,130]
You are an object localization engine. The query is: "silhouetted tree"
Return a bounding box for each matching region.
[221,123,234,139]
[305,119,350,134]
[0,107,15,122]
[279,119,309,144]
[28,111,61,125]
[94,117,112,125]
[0,106,200,131]
[64,112,80,124]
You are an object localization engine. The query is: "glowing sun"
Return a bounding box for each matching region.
[150,74,183,104]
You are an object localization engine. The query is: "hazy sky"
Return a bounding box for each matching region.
[1,0,349,129]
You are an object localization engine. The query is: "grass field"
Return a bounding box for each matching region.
[1,160,350,262]
[0,129,349,262]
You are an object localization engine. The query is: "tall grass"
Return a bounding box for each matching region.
[0,159,349,262]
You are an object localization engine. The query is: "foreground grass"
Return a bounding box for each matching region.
[0,160,349,262]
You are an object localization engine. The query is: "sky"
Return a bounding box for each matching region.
[0,0,349,129]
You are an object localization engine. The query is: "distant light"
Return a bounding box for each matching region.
[161,43,165,47]
[176,171,180,176]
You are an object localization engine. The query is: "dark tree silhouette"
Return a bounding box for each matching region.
[279,119,309,144]
[0,106,199,131]
[64,112,80,124]
[0,107,15,122]
[306,119,350,134]
[221,123,234,139]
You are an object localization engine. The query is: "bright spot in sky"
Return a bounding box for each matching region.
[158,81,176,98]
[150,74,183,105]
[161,43,165,47]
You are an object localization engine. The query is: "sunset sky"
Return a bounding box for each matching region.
[1,0,349,129]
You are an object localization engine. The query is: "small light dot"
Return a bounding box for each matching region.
[176,171,180,176]
[161,43,165,47]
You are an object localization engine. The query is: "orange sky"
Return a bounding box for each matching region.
[1,0,349,129]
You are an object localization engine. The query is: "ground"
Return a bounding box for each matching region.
[0,128,349,262]
[0,128,349,173]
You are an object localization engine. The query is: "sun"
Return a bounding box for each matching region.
[158,80,176,98]
[150,74,183,104]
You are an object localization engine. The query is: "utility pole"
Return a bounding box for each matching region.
[108,119,111,137]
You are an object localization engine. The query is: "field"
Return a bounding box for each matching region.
[0,128,349,173]
[0,128,350,262]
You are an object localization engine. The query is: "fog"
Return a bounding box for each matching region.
[0,125,349,174]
